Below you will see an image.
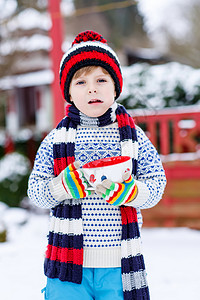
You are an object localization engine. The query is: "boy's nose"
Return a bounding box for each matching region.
[88,88,97,94]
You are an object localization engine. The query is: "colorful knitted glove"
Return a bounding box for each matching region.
[95,171,138,206]
[62,161,93,199]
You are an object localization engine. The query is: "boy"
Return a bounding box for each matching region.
[28,31,166,300]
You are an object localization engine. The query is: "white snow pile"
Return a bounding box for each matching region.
[60,0,75,17]
[0,211,200,300]
[138,0,200,47]
[0,152,31,182]
[120,62,200,109]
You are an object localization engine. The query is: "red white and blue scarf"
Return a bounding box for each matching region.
[44,102,150,299]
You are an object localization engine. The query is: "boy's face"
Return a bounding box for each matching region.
[69,67,116,117]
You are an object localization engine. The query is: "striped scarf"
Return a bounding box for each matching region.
[44,102,150,300]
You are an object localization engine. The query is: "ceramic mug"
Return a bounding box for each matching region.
[82,156,132,188]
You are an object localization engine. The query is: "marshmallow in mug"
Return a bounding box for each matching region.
[82,156,132,188]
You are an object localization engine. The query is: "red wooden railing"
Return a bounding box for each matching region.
[128,106,200,228]
[129,106,200,155]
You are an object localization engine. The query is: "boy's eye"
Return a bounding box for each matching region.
[76,80,85,85]
[98,78,107,83]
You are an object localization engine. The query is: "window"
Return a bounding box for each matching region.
[17,86,36,126]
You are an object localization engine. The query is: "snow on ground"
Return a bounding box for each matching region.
[142,227,200,299]
[0,213,48,300]
[0,212,200,300]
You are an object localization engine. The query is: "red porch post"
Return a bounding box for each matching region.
[173,116,181,153]
[160,118,169,155]
[48,0,65,127]
[147,117,157,148]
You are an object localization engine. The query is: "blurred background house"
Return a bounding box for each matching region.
[0,0,200,228]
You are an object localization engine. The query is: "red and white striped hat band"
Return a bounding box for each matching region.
[59,31,123,103]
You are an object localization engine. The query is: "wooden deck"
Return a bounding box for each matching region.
[142,161,200,229]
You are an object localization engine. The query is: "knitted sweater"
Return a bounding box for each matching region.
[28,123,166,267]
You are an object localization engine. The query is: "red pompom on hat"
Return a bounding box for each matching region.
[72,30,107,46]
[59,30,123,103]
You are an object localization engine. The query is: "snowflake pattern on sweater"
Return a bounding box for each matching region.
[28,123,166,267]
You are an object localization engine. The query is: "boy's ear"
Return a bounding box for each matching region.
[69,94,73,103]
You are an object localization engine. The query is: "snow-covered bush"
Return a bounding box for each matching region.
[0,152,31,207]
[119,62,200,109]
[0,201,8,242]
[0,226,6,242]
[0,201,30,242]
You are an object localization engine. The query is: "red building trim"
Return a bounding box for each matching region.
[48,0,65,127]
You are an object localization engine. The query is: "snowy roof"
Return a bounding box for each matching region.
[0,69,54,90]
[0,34,52,56]
[0,3,52,56]
[0,0,51,31]
[5,8,51,32]
[0,0,74,29]
[0,0,17,20]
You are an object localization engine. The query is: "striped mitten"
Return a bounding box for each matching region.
[95,172,137,206]
[62,161,92,199]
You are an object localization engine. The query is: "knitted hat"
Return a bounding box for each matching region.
[59,30,123,103]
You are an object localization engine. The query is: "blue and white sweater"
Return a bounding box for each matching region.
[28,123,166,267]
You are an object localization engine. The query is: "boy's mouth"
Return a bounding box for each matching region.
[88,99,103,104]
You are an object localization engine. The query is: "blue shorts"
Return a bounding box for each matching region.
[42,267,123,300]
